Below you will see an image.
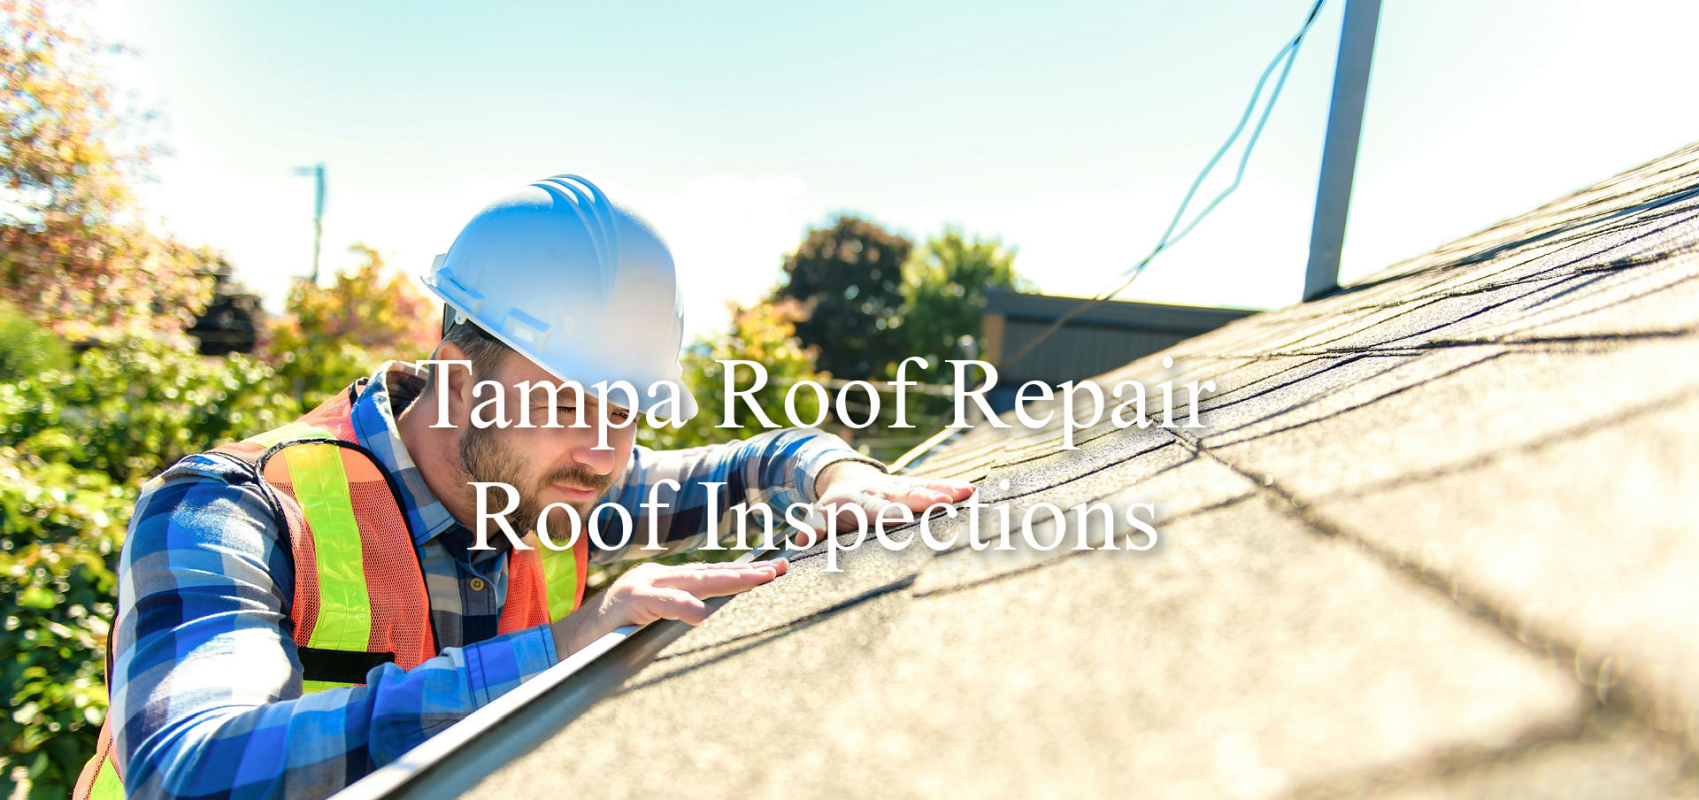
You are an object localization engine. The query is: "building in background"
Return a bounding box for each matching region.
[186,259,265,356]
[978,289,1255,410]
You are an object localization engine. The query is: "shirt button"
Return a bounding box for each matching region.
[469,578,486,592]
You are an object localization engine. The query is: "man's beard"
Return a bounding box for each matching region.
[458,425,614,545]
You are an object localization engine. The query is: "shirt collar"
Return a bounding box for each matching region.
[348,360,461,545]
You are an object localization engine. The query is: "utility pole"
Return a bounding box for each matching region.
[1302,0,1382,301]
[294,163,326,285]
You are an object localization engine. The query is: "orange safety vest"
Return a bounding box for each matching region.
[75,380,588,799]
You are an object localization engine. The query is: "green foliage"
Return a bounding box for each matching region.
[0,4,287,786]
[772,215,913,380]
[0,336,294,797]
[596,299,829,583]
[899,228,1025,382]
[0,242,429,794]
[268,244,440,409]
[0,448,124,799]
[0,300,72,382]
[269,337,381,415]
[772,217,1029,385]
[641,299,824,450]
[276,244,438,358]
[757,220,1032,460]
[3,336,297,485]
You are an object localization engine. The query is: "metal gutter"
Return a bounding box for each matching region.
[331,408,967,798]
[330,550,774,800]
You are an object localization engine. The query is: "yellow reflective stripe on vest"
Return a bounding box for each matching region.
[285,443,372,652]
[246,421,331,449]
[301,679,352,694]
[540,548,580,621]
[89,759,123,800]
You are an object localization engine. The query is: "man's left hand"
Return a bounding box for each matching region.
[797,461,975,547]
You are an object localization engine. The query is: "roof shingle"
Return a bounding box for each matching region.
[467,143,1699,799]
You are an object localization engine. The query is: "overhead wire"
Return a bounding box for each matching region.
[997,0,1329,374]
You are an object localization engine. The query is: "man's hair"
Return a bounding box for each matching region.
[429,312,513,386]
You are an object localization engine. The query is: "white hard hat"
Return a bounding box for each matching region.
[422,175,697,421]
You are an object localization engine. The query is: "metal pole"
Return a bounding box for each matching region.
[310,163,325,285]
[295,163,326,284]
[1302,0,1382,301]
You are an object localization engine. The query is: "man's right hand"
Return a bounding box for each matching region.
[549,559,787,659]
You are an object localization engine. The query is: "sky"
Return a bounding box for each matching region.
[95,0,1699,342]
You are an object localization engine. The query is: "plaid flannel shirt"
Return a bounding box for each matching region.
[109,360,878,799]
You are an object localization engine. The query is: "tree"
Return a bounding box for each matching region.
[267,244,440,409]
[899,227,1025,382]
[589,298,828,584]
[640,298,825,452]
[0,0,212,340]
[275,244,438,356]
[772,215,912,380]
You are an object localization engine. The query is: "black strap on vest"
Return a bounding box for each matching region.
[297,647,397,685]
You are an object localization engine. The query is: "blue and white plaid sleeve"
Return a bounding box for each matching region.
[591,427,884,562]
[110,454,557,800]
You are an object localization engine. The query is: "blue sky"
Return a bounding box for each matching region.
[102,0,1699,341]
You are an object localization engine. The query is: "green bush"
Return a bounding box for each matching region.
[0,449,126,798]
[1,335,298,486]
[0,335,296,798]
[0,302,72,383]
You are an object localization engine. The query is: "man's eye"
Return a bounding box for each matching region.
[557,405,628,422]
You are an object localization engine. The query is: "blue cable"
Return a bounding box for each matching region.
[999,0,1330,371]
[1150,0,1328,268]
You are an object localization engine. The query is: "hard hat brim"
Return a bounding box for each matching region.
[420,272,700,424]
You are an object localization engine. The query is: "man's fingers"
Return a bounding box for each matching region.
[801,476,977,544]
[924,478,977,501]
[790,507,827,548]
[645,587,711,625]
[884,482,955,511]
[652,563,783,598]
[886,478,976,508]
[609,560,792,631]
[824,491,910,533]
[673,558,787,571]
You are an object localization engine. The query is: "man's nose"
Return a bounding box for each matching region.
[569,434,618,476]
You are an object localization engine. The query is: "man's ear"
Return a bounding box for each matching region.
[427,341,477,426]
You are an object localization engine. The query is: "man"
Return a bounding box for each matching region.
[78,176,972,799]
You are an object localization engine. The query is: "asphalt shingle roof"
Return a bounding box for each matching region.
[469,143,1699,799]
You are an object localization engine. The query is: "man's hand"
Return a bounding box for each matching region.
[798,462,976,547]
[550,559,787,659]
